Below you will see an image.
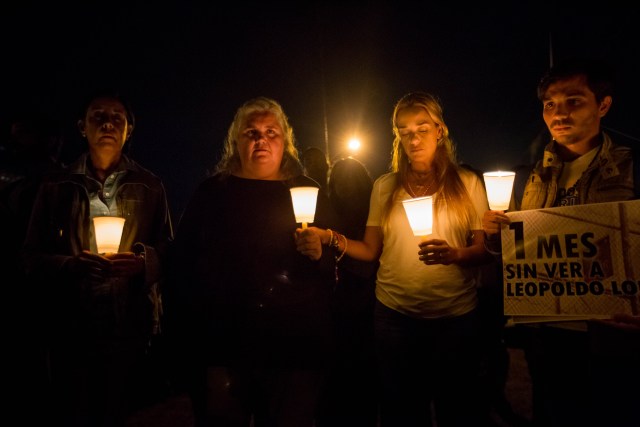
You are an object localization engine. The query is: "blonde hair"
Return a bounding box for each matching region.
[384,92,476,243]
[215,97,302,179]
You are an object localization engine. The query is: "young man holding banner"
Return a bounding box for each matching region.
[483,58,639,427]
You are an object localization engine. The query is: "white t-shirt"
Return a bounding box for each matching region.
[368,169,489,318]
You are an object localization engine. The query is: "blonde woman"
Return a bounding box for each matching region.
[305,92,492,426]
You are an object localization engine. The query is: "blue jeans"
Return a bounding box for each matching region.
[374,301,484,427]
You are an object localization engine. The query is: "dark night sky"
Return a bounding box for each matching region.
[4,3,640,218]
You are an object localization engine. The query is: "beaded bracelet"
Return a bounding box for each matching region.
[335,233,348,262]
[327,228,340,250]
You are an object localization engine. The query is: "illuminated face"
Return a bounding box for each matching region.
[237,111,285,180]
[396,106,441,171]
[542,75,611,154]
[80,97,131,156]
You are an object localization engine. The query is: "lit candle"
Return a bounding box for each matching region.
[483,171,516,211]
[93,216,126,254]
[402,196,434,238]
[289,186,319,229]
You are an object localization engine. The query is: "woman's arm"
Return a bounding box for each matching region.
[305,225,383,262]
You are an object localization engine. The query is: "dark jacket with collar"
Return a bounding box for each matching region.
[516,132,636,211]
[485,132,637,256]
[22,153,173,339]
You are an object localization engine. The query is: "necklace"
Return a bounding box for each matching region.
[407,179,433,198]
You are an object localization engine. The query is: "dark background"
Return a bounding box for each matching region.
[3,3,640,218]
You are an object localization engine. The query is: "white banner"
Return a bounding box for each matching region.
[501,200,640,321]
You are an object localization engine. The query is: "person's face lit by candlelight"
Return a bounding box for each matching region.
[396,106,443,175]
[237,111,285,180]
[541,75,611,160]
[79,97,133,158]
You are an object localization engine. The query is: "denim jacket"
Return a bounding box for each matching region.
[23,153,173,338]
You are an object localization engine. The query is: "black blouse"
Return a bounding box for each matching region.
[168,173,337,368]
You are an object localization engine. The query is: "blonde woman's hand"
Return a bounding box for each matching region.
[418,238,458,265]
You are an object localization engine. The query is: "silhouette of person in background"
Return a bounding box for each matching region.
[302,146,329,191]
[1,100,64,424]
[459,163,531,427]
[457,163,524,427]
[22,89,174,427]
[316,157,379,427]
[0,104,62,189]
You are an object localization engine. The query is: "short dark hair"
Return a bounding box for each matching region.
[537,58,614,103]
[77,88,136,155]
[78,88,136,130]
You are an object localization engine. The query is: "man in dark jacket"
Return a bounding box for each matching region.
[23,90,173,427]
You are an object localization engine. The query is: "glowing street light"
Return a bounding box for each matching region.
[347,137,361,153]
